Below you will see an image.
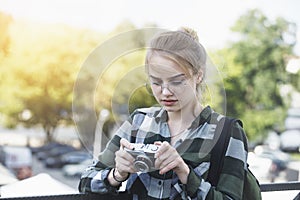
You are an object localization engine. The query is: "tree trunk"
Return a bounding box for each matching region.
[43,125,56,143]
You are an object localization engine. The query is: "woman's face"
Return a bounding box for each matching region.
[147,55,199,113]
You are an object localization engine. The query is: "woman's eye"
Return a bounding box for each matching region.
[170,81,183,86]
[151,82,161,86]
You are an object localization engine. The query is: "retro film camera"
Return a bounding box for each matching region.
[125,143,160,172]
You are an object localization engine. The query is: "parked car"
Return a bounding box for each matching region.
[45,150,92,168]
[287,107,300,116]
[247,152,273,182]
[280,129,300,152]
[0,146,32,180]
[254,145,290,171]
[264,131,281,150]
[62,159,93,177]
[285,117,300,130]
[285,107,300,130]
[36,145,76,161]
[30,142,66,154]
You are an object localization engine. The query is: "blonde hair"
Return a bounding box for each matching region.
[145,27,207,79]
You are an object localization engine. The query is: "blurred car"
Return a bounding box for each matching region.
[36,145,76,161]
[280,129,300,152]
[45,150,92,168]
[285,117,300,130]
[285,107,300,130]
[0,146,32,180]
[264,131,281,150]
[62,159,93,177]
[254,145,290,172]
[247,152,273,182]
[287,107,300,117]
[30,142,66,154]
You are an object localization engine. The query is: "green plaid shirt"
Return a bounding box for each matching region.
[79,106,248,199]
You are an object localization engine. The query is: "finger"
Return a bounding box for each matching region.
[159,160,179,174]
[155,145,179,169]
[158,153,184,175]
[115,154,131,166]
[115,152,136,174]
[154,141,162,159]
[155,152,176,169]
[155,151,170,169]
[120,138,132,149]
[116,149,135,163]
[155,141,170,158]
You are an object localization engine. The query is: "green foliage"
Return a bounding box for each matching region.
[0,17,102,141]
[290,71,300,91]
[216,9,296,140]
[242,108,285,140]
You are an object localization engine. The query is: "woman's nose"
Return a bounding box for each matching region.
[161,85,172,95]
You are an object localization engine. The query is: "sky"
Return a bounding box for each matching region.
[0,0,300,55]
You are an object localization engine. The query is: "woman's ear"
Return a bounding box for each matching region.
[196,71,204,84]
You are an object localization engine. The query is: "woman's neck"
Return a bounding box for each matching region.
[168,102,202,121]
[167,102,203,135]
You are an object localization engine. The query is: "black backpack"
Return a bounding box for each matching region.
[207,117,262,200]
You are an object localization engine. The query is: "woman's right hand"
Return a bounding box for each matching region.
[115,138,137,176]
[108,138,136,186]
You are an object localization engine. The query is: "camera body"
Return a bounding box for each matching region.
[125,143,159,173]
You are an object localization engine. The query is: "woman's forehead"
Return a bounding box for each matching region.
[148,65,186,80]
[147,55,188,76]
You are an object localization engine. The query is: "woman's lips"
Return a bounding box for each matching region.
[161,99,177,106]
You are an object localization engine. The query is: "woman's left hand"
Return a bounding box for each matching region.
[154,141,190,184]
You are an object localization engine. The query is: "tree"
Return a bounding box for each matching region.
[217,9,297,140]
[0,20,102,142]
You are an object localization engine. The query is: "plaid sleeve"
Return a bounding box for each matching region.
[78,163,119,194]
[78,118,134,194]
[78,109,148,194]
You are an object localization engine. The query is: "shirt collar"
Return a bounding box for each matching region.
[153,106,213,128]
[154,108,168,123]
[190,106,213,129]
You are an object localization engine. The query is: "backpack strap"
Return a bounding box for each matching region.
[207,117,242,186]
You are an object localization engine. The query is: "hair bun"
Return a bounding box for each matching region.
[178,27,199,42]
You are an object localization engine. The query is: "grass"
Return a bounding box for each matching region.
[289,153,300,161]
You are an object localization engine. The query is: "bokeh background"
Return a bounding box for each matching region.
[0,0,299,198]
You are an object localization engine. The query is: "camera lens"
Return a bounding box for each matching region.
[134,155,153,172]
[134,161,149,172]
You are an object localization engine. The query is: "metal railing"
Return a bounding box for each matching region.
[1,181,299,200]
[260,181,300,192]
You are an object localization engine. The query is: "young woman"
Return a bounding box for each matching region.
[79,27,248,199]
